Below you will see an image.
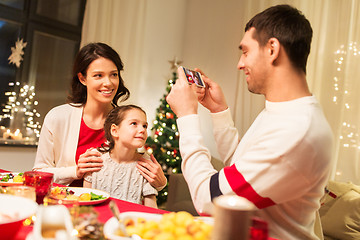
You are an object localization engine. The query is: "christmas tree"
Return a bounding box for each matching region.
[146,58,183,206]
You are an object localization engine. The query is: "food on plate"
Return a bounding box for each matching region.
[0,173,24,183]
[50,187,106,202]
[79,193,91,201]
[115,211,213,240]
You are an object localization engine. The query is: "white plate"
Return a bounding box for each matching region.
[51,187,110,205]
[0,172,23,186]
[104,212,162,240]
[103,212,214,240]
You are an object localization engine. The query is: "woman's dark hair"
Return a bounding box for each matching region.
[99,105,146,153]
[67,42,130,105]
[245,4,312,74]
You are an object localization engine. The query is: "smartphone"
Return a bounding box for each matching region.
[182,67,205,88]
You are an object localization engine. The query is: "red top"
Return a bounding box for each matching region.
[75,117,106,164]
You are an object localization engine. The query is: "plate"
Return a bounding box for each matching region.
[0,172,23,186]
[103,212,214,240]
[104,212,162,240]
[50,187,110,205]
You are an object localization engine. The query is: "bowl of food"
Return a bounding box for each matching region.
[0,194,38,240]
[104,211,214,240]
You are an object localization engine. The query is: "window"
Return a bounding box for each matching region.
[0,0,86,146]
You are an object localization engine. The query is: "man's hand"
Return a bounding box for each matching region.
[166,67,200,117]
[195,68,228,113]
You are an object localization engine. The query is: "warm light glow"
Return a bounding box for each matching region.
[72,229,79,237]
[0,83,41,142]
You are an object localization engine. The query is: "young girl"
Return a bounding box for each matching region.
[83,105,157,208]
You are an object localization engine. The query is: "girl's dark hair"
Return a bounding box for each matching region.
[99,105,146,153]
[245,4,312,74]
[67,42,130,106]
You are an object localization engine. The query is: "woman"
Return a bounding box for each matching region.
[33,42,167,189]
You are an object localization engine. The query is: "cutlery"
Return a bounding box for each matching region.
[109,200,129,237]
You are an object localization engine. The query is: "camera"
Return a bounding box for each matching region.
[182,67,205,88]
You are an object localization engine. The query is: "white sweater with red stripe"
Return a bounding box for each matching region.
[177,96,333,240]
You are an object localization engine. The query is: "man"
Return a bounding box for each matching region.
[166,4,333,240]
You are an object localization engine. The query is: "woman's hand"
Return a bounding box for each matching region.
[137,154,167,190]
[76,148,103,178]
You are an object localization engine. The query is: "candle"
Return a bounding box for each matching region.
[2,129,23,140]
[3,129,11,139]
[13,129,23,140]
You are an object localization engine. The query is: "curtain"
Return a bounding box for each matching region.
[306,0,360,183]
[81,0,360,184]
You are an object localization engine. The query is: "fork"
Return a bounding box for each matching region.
[109,200,129,237]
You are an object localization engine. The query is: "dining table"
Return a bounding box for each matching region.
[0,168,168,240]
[14,194,168,240]
[1,169,278,240]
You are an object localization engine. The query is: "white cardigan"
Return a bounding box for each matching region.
[34,104,83,185]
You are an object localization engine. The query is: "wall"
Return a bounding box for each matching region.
[0,146,36,172]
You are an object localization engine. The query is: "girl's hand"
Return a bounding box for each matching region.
[137,154,167,190]
[76,148,103,178]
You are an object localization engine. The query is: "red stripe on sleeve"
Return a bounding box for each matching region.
[224,164,275,209]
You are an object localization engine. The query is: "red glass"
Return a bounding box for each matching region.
[24,171,54,204]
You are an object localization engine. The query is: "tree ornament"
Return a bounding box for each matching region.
[166,112,174,119]
[146,147,153,155]
[168,57,183,70]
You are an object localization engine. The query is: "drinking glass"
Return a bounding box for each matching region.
[43,196,80,226]
[4,185,36,202]
[212,195,256,240]
[24,171,54,204]
[3,185,37,226]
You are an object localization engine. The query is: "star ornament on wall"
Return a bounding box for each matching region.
[168,57,183,70]
[8,38,27,68]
